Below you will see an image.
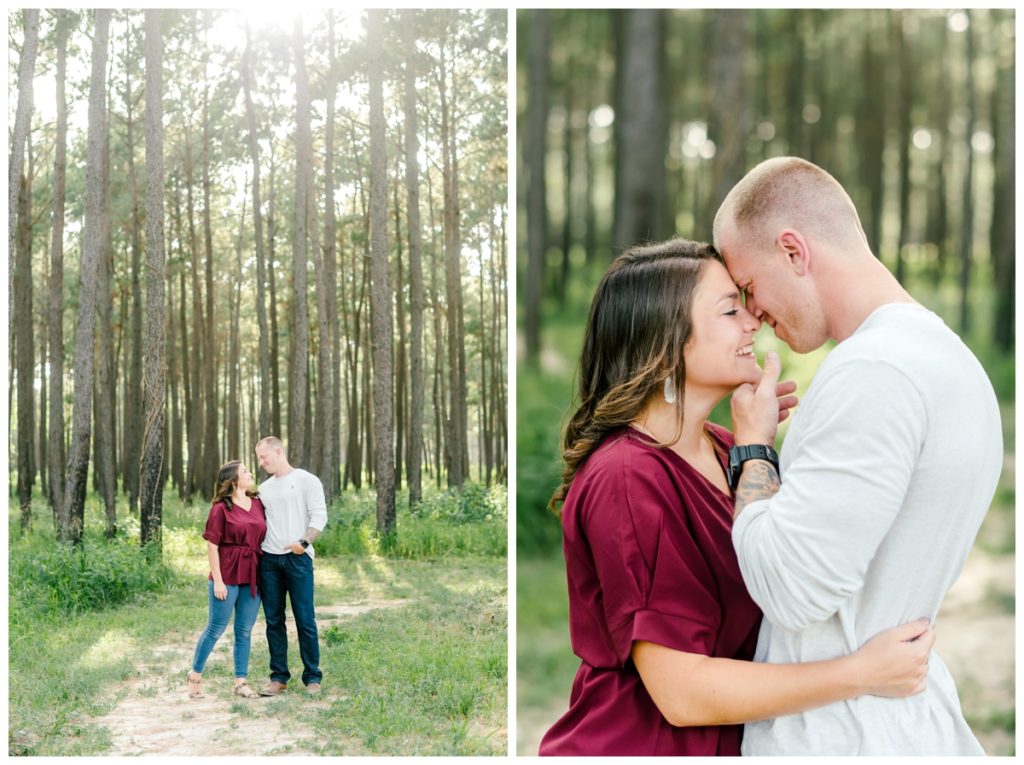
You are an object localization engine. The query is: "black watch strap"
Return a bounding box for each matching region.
[299,538,310,549]
[727,444,779,491]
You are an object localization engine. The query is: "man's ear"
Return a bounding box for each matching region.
[776,229,810,276]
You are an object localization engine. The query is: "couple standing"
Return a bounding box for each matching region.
[540,157,1002,755]
[186,436,327,699]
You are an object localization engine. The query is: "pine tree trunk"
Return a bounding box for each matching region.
[48,9,69,518]
[9,9,39,399]
[62,9,111,545]
[403,10,426,508]
[439,43,467,487]
[124,17,144,514]
[318,12,339,502]
[201,17,219,483]
[368,10,395,535]
[95,120,117,538]
[139,8,166,550]
[15,135,35,532]
[242,23,272,445]
[290,17,312,468]
[392,172,406,490]
[228,190,246,460]
[184,127,204,499]
[268,149,283,439]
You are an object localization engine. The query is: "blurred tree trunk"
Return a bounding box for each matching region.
[784,12,806,156]
[892,10,912,284]
[290,16,312,467]
[859,28,885,255]
[990,14,1014,352]
[926,15,951,284]
[558,49,574,306]
[524,9,549,364]
[613,9,668,253]
[368,9,395,537]
[48,9,69,519]
[63,9,110,545]
[404,9,425,508]
[708,10,750,239]
[9,9,39,398]
[140,8,166,550]
[95,116,116,538]
[242,22,272,445]
[957,11,975,336]
[15,135,35,532]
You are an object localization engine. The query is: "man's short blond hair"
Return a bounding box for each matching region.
[713,156,868,254]
[255,435,285,453]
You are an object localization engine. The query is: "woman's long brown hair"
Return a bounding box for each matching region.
[549,238,721,513]
[212,460,257,507]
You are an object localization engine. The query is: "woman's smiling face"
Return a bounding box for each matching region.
[682,259,762,394]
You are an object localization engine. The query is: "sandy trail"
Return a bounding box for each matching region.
[98,600,409,756]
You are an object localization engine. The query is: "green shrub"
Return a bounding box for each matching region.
[11,534,177,617]
[314,484,506,559]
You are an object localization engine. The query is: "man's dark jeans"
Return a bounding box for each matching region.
[259,551,322,686]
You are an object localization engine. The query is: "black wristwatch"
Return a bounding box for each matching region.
[727,444,780,491]
[299,538,310,549]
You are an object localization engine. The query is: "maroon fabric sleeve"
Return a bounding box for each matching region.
[584,447,720,665]
[202,502,227,546]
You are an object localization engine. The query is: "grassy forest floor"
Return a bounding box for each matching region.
[9,483,507,756]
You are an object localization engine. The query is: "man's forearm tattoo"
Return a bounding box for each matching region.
[303,527,322,543]
[734,460,781,519]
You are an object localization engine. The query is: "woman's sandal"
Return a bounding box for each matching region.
[187,671,204,699]
[233,680,260,699]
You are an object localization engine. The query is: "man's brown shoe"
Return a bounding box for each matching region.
[260,681,288,697]
[306,683,321,695]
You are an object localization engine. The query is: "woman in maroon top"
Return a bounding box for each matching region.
[186,460,267,700]
[539,239,934,756]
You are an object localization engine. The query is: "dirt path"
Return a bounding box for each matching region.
[97,600,408,756]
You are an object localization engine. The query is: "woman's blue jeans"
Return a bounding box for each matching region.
[191,581,262,677]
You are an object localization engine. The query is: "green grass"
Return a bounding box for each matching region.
[9,483,507,756]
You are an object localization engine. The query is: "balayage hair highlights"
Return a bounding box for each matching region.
[549,238,722,512]
[212,460,257,507]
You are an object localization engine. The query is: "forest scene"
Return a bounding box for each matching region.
[9,8,507,755]
[516,9,1013,755]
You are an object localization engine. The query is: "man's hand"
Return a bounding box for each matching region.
[289,542,305,555]
[731,351,797,445]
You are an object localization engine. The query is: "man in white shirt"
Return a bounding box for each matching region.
[713,157,1002,755]
[254,436,328,695]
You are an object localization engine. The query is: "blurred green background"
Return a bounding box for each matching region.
[515,8,1014,755]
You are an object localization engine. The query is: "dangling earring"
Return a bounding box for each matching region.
[664,376,677,404]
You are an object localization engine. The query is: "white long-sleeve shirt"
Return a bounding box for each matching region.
[733,303,1001,755]
[259,468,328,558]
